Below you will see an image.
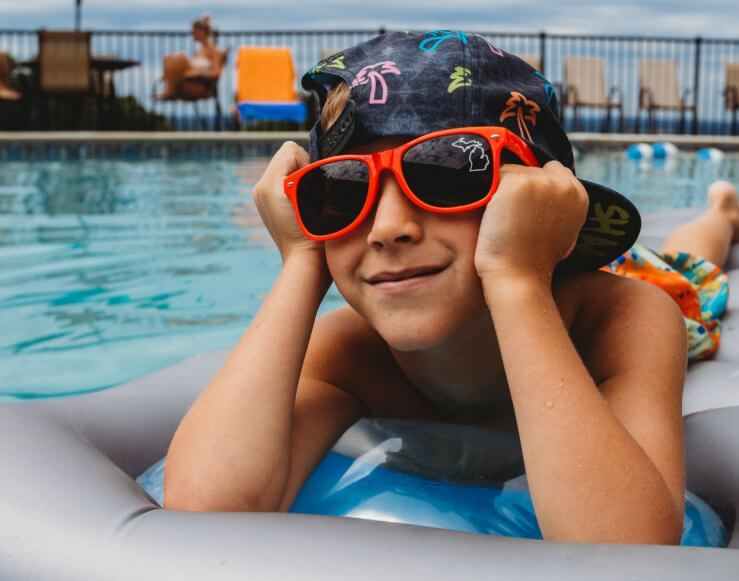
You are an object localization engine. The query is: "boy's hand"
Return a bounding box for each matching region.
[252,141,327,267]
[474,161,589,283]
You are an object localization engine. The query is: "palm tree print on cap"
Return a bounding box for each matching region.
[350,61,401,105]
[534,71,558,116]
[309,55,346,76]
[499,91,541,141]
[419,30,469,53]
[474,34,504,57]
[448,66,472,93]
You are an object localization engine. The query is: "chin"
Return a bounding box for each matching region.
[369,308,468,352]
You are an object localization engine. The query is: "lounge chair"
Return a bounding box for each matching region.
[234,46,307,126]
[321,48,341,60]
[153,48,228,131]
[0,51,21,101]
[724,62,739,135]
[36,30,92,129]
[563,57,623,132]
[638,59,696,134]
[519,55,542,72]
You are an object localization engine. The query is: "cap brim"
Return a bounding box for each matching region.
[558,179,641,273]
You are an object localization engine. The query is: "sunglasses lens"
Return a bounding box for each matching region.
[296,160,370,236]
[401,134,493,207]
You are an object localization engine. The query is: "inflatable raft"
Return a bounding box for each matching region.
[2,208,739,580]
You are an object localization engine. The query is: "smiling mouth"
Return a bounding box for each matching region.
[366,264,449,289]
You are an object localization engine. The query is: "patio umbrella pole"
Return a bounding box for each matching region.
[75,0,82,30]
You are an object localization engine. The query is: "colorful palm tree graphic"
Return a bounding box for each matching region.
[350,61,401,105]
[418,30,469,52]
[447,66,472,93]
[474,34,504,57]
[534,71,558,116]
[499,92,541,141]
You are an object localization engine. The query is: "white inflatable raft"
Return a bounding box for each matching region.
[1,209,738,580]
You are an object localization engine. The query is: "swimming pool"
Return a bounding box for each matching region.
[1,150,737,398]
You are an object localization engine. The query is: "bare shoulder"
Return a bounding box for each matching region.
[555,269,687,386]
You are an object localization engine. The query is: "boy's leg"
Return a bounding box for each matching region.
[660,181,739,269]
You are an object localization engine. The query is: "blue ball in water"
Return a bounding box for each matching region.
[696,148,724,162]
[652,142,679,159]
[626,143,652,160]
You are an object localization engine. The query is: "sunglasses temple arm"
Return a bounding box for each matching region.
[503,133,540,167]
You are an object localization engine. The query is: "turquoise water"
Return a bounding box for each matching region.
[0,152,737,398]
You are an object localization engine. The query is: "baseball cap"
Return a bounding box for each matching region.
[301,30,641,271]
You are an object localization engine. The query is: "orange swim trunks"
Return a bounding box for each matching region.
[602,242,729,362]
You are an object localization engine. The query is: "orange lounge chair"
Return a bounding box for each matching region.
[235,46,307,124]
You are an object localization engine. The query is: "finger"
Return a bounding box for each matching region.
[541,159,574,179]
[267,142,310,178]
[542,160,588,197]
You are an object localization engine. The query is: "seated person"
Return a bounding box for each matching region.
[162,32,738,544]
[157,14,223,100]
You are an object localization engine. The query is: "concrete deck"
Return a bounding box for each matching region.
[0,131,737,151]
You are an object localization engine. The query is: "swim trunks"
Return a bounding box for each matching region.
[602,242,729,361]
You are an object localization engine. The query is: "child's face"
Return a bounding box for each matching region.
[324,136,492,352]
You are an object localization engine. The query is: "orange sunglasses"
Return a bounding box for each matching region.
[283,126,540,241]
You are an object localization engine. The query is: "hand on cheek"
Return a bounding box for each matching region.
[473,161,589,283]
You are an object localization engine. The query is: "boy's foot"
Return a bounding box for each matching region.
[708,180,739,242]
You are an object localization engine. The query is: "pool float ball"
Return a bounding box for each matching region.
[626,143,653,160]
[652,142,679,160]
[696,148,725,162]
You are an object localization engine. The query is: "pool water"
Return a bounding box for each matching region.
[1,152,737,398]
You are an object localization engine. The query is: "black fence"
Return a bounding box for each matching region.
[0,28,737,134]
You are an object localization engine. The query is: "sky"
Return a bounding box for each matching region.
[0,0,737,38]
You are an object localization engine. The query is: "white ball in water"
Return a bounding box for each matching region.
[696,148,724,162]
[652,142,679,159]
[626,143,653,160]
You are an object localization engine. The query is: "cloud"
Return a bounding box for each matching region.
[0,0,736,36]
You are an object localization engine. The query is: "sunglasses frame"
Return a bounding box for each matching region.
[283,126,540,241]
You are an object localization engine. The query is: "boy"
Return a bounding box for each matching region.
[164,32,738,544]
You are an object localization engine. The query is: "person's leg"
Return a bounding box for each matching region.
[661,180,739,269]
[161,53,190,98]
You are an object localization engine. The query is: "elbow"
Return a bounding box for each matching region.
[544,508,684,545]
[163,488,280,513]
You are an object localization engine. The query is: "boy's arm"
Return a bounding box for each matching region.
[483,271,685,544]
[164,254,332,512]
[476,161,685,544]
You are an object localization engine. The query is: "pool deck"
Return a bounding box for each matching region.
[1,131,738,151]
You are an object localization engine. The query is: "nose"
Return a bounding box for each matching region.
[365,170,424,251]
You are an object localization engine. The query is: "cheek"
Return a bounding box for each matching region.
[325,241,363,303]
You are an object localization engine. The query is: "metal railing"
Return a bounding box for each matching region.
[0,28,737,134]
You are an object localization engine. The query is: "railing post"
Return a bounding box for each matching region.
[692,35,702,134]
[539,30,546,74]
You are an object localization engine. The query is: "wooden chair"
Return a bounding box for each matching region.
[0,51,21,101]
[519,55,542,72]
[320,48,341,60]
[36,30,92,129]
[637,59,696,134]
[563,57,623,132]
[153,48,228,131]
[724,62,739,136]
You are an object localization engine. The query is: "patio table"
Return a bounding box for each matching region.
[16,55,140,128]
